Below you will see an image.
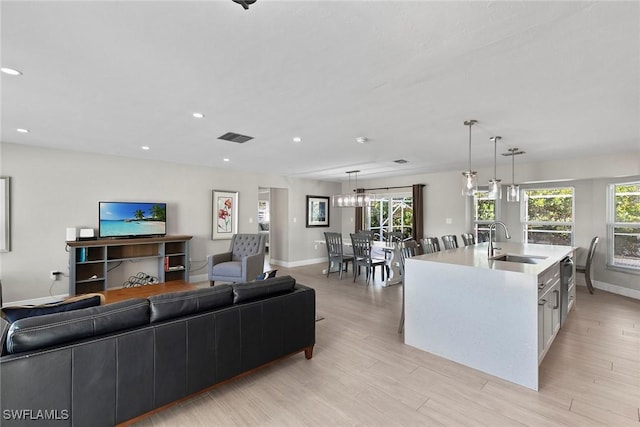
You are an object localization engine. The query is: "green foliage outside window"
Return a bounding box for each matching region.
[474,191,496,222]
[525,189,573,222]
[523,188,574,245]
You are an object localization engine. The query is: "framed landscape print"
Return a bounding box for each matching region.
[306,195,330,228]
[212,190,238,240]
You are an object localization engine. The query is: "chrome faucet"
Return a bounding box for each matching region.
[488,221,512,258]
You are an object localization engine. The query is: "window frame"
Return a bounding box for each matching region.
[520,186,575,246]
[606,181,640,274]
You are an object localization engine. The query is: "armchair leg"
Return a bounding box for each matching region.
[210,281,215,287]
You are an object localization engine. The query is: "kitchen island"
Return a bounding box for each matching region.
[404,242,575,391]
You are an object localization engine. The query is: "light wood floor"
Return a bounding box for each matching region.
[136,264,640,426]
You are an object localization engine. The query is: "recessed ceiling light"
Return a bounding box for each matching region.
[192,113,205,119]
[16,128,29,133]
[293,137,302,143]
[356,136,368,144]
[223,158,230,162]
[1,67,22,76]
[141,146,150,150]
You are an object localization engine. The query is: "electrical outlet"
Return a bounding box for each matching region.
[50,270,61,280]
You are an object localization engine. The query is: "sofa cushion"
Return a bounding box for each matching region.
[232,276,296,304]
[148,284,234,323]
[1,294,104,323]
[5,298,149,354]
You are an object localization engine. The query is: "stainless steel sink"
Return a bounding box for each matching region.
[491,254,547,264]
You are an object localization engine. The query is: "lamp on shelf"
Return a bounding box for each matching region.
[461,120,478,196]
[502,147,525,202]
[331,170,374,208]
[487,136,502,200]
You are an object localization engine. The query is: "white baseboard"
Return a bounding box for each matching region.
[593,280,640,300]
[3,293,69,308]
[577,279,640,300]
[269,257,325,268]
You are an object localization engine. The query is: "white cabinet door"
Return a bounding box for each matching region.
[538,298,545,360]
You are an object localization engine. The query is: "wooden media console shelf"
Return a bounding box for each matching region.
[67,235,192,295]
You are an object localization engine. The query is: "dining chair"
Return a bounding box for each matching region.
[403,239,422,256]
[324,232,354,280]
[350,233,386,284]
[420,237,440,254]
[576,236,599,294]
[477,231,490,243]
[441,234,458,250]
[460,233,476,246]
[397,245,416,334]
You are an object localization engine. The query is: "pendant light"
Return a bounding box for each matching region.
[331,170,374,208]
[461,120,478,196]
[503,147,525,202]
[487,136,502,200]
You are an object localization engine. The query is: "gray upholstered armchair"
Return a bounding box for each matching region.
[208,233,267,286]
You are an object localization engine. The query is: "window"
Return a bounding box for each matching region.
[365,194,413,241]
[473,190,497,242]
[522,187,574,245]
[607,182,640,272]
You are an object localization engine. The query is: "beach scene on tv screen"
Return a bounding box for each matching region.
[100,202,166,237]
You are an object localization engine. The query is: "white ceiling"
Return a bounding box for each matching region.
[1,1,638,182]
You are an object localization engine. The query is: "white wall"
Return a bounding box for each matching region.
[0,143,341,302]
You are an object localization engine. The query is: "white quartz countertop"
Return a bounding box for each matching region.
[412,242,574,275]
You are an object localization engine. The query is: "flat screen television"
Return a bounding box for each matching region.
[99,201,167,238]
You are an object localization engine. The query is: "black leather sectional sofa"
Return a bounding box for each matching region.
[0,276,315,426]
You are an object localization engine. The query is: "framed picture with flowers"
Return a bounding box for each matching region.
[212,190,238,240]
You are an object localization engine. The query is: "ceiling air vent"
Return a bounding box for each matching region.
[218,132,254,144]
[393,159,408,164]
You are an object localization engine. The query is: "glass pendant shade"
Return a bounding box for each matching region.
[487,136,502,200]
[488,179,502,200]
[462,171,478,196]
[331,193,374,208]
[461,120,478,196]
[331,170,374,207]
[506,184,520,202]
[505,147,524,203]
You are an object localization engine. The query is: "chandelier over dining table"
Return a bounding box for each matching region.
[331,170,375,208]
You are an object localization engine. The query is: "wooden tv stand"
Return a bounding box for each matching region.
[67,235,192,295]
[98,280,196,304]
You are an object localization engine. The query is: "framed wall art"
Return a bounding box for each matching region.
[212,190,238,240]
[306,195,330,228]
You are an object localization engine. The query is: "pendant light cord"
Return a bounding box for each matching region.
[468,124,472,171]
[493,138,497,180]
